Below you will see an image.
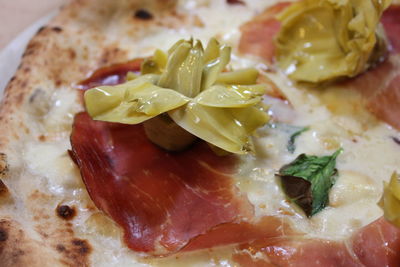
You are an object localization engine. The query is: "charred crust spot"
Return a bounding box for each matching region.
[98,46,127,66]
[68,49,77,60]
[16,92,25,105]
[0,153,8,179]
[227,0,246,4]
[37,26,46,34]
[72,239,91,255]
[55,239,92,265]
[39,135,46,142]
[0,228,8,242]
[56,244,66,252]
[134,9,153,20]
[52,26,63,33]
[56,205,76,220]
[12,249,24,258]
[0,179,9,197]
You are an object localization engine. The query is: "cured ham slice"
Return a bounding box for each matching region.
[382,5,400,53]
[77,58,143,90]
[233,218,400,267]
[344,5,400,129]
[71,112,244,254]
[70,113,295,255]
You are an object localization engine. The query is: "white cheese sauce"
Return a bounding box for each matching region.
[20,0,400,266]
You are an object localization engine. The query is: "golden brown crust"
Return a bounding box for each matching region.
[0,218,60,267]
[0,0,197,265]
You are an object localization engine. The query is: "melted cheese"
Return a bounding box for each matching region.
[18,0,400,266]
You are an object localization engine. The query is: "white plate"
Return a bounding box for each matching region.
[0,12,55,97]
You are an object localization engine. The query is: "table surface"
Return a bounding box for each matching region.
[0,0,65,50]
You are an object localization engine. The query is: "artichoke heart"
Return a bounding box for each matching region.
[275,0,391,84]
[380,172,400,228]
[84,38,270,154]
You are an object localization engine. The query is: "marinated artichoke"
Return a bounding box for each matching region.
[275,0,391,84]
[84,38,269,154]
[380,172,400,228]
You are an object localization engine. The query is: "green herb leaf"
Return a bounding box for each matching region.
[287,126,309,153]
[278,149,342,216]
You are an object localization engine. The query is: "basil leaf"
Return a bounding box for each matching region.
[287,126,309,153]
[278,149,342,217]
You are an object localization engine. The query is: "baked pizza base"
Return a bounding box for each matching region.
[0,0,400,266]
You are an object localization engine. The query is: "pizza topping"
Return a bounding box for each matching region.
[275,0,391,83]
[84,38,270,154]
[392,136,400,146]
[278,149,342,217]
[226,0,245,6]
[233,217,400,267]
[143,114,197,151]
[287,126,309,153]
[381,5,400,53]
[70,112,261,255]
[140,49,167,75]
[380,172,400,228]
[134,9,154,20]
[78,58,143,90]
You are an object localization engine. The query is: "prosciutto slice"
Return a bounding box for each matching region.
[233,218,400,267]
[70,113,293,255]
[381,5,400,53]
[77,58,143,90]
[349,6,400,129]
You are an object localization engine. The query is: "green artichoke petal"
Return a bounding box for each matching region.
[229,106,269,134]
[204,38,220,63]
[154,49,168,69]
[126,85,190,116]
[159,41,204,97]
[216,68,259,85]
[169,102,268,154]
[141,49,169,75]
[85,74,188,124]
[195,84,266,108]
[201,38,231,91]
[380,173,400,228]
[84,85,126,118]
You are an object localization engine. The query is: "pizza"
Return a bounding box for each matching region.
[1,0,400,266]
